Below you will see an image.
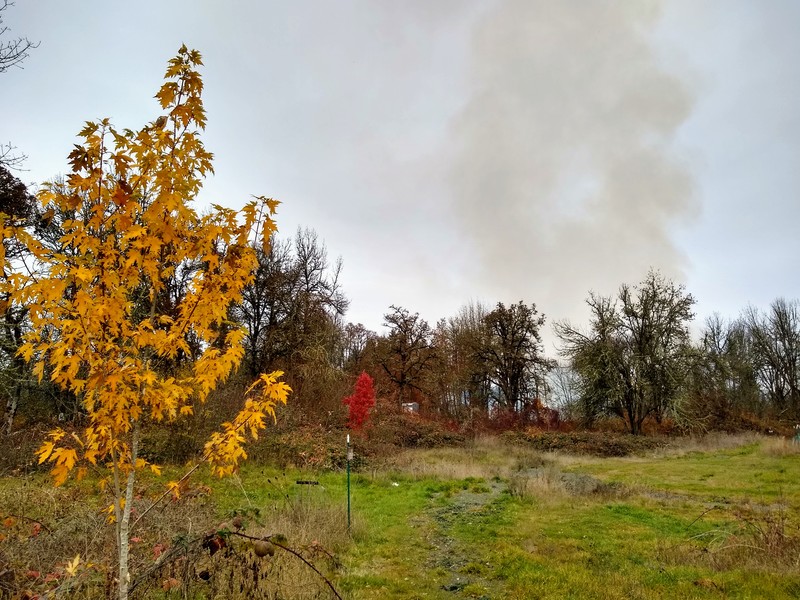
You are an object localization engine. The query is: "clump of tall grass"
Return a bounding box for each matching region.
[507,466,566,499]
[661,502,800,573]
[133,493,349,599]
[760,436,800,457]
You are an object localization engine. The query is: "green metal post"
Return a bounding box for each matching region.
[346,433,351,532]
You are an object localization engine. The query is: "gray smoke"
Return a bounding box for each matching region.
[449,0,696,337]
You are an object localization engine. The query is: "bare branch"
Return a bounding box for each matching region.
[0,1,39,74]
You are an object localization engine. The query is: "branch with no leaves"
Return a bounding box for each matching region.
[0,512,52,534]
[0,0,40,74]
[227,530,343,600]
[0,142,28,170]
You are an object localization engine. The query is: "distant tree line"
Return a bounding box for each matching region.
[2,165,799,435]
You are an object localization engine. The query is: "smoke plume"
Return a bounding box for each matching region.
[449,0,696,338]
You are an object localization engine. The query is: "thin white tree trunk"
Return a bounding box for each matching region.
[3,387,17,434]
[117,421,139,600]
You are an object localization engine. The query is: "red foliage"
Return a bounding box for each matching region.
[342,372,376,431]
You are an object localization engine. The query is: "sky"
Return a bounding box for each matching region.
[3,0,799,351]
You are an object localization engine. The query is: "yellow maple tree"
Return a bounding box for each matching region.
[0,46,290,599]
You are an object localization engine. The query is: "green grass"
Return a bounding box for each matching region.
[2,434,799,598]
[334,436,800,599]
[563,441,800,502]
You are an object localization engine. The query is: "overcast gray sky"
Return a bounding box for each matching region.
[3,0,799,348]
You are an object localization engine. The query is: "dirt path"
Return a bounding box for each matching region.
[413,480,506,598]
[411,469,625,598]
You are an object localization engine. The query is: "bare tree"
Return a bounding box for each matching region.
[379,305,437,407]
[235,228,348,379]
[743,298,800,418]
[339,322,375,372]
[547,362,583,421]
[556,271,695,434]
[237,237,297,376]
[1,1,38,169]
[426,302,493,419]
[0,1,35,72]
[481,301,553,413]
[0,143,26,170]
[682,314,761,429]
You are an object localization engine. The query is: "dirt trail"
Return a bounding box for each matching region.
[412,469,623,598]
[412,480,506,598]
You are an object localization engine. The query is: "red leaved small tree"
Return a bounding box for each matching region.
[342,371,375,431]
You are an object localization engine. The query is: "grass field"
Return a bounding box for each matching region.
[1,433,799,598]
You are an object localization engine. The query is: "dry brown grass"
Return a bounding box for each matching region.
[379,436,632,504]
[542,432,767,469]
[760,436,800,457]
[0,473,348,599]
[131,494,349,600]
[659,502,800,575]
[656,431,762,456]
[506,465,567,500]
[380,435,553,481]
[0,478,113,598]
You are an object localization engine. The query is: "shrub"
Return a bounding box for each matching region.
[342,372,375,431]
[370,412,465,449]
[501,430,667,457]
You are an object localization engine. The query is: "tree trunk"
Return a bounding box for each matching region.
[3,384,19,435]
[117,421,139,600]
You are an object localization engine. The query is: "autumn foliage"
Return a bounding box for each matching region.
[0,46,290,599]
[342,371,375,430]
[0,45,290,483]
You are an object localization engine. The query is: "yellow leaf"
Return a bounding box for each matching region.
[73,265,93,282]
[17,342,35,362]
[51,464,69,486]
[65,554,81,577]
[104,499,124,523]
[265,198,280,214]
[32,361,45,381]
[150,464,162,476]
[167,481,181,500]
[52,447,78,470]
[37,441,55,465]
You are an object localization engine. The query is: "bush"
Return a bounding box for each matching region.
[370,412,465,449]
[342,372,375,431]
[0,424,50,475]
[248,424,359,471]
[501,430,667,457]
[139,425,205,464]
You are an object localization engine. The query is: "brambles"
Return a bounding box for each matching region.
[502,430,668,457]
